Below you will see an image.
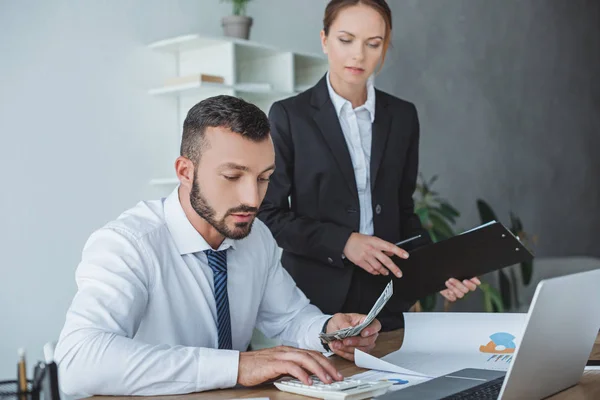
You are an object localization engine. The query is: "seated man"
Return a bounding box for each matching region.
[54,95,381,397]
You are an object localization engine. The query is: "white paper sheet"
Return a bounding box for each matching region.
[357,313,528,377]
[351,369,431,392]
[355,349,432,378]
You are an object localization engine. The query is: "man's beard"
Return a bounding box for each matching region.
[189,179,257,240]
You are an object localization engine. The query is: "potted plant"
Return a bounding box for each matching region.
[413,174,461,312]
[221,0,253,40]
[412,174,507,313]
[476,199,538,312]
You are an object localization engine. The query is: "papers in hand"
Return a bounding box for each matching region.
[319,280,393,344]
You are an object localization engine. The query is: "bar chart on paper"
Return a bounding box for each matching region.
[486,354,513,364]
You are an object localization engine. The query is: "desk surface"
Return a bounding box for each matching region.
[96,330,600,400]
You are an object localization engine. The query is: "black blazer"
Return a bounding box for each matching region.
[258,75,430,316]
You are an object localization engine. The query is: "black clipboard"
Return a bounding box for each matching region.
[392,221,534,301]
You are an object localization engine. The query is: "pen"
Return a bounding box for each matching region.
[43,342,60,400]
[33,362,45,391]
[17,348,27,397]
[395,234,422,247]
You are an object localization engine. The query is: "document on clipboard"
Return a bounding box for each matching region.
[392,221,534,301]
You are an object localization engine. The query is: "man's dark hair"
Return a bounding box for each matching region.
[180,95,270,163]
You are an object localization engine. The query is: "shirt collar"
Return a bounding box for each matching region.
[164,186,236,255]
[326,71,376,123]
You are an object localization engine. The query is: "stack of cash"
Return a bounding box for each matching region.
[319,280,394,344]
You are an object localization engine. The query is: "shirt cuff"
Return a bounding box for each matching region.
[307,314,333,352]
[196,348,239,390]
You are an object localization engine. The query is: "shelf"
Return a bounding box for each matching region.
[149,178,179,186]
[149,33,283,56]
[236,89,295,98]
[148,34,328,187]
[149,81,295,98]
[148,81,233,96]
[149,34,324,64]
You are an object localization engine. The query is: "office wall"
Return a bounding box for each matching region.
[381,0,600,258]
[0,0,325,379]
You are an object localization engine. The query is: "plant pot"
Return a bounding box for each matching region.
[222,15,253,40]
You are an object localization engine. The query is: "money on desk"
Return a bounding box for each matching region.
[319,280,393,344]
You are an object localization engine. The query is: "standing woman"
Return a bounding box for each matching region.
[258,0,478,333]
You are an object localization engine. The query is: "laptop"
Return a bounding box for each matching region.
[376,268,600,400]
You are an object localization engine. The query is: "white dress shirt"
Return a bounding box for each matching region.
[326,71,376,236]
[55,187,330,397]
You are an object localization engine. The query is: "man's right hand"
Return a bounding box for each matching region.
[343,233,408,278]
[237,346,344,387]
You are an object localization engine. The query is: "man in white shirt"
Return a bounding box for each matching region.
[55,95,382,397]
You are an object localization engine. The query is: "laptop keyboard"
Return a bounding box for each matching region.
[442,376,504,400]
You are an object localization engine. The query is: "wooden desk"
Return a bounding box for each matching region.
[97,330,600,400]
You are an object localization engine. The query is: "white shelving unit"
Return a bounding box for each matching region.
[148,34,328,186]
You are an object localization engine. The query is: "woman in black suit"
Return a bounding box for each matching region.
[258,0,479,337]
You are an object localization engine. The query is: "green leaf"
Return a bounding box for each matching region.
[416,208,431,230]
[428,175,439,186]
[440,202,460,218]
[509,267,520,308]
[223,0,251,15]
[429,212,456,239]
[419,294,437,312]
[499,270,512,310]
[434,228,454,242]
[428,229,439,243]
[520,260,533,286]
[480,283,505,313]
[420,175,430,193]
[509,212,523,236]
[483,287,493,312]
[489,287,505,313]
[431,206,456,224]
[476,199,498,224]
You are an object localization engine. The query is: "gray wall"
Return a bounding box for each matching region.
[381,0,600,259]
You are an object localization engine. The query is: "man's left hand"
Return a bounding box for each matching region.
[440,277,481,302]
[326,313,381,361]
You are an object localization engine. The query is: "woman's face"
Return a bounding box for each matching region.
[321,3,387,87]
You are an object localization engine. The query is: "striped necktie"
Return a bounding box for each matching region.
[203,249,232,350]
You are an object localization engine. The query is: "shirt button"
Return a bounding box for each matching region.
[327,257,334,264]
[375,204,382,214]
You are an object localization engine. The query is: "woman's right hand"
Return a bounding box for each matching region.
[342,233,409,278]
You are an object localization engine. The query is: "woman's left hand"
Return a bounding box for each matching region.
[440,277,481,302]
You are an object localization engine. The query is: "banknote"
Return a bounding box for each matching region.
[319,280,394,344]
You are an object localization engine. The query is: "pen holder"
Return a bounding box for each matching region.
[0,380,38,400]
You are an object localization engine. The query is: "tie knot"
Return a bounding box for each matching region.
[204,249,227,274]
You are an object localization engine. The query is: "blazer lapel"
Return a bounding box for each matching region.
[370,91,392,191]
[311,76,358,198]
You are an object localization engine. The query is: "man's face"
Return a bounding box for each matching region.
[190,127,275,240]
